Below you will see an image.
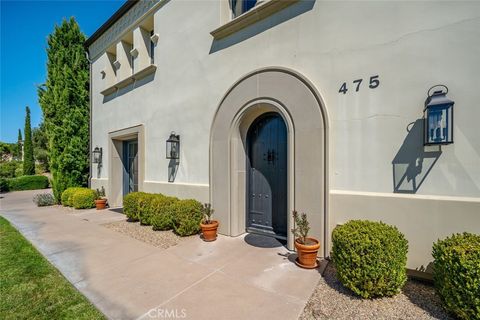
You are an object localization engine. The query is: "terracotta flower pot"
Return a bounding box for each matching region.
[200,220,219,242]
[294,237,320,269]
[95,199,107,210]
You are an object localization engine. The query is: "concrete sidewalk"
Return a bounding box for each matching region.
[0,190,322,320]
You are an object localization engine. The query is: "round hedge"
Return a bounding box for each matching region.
[61,187,83,206]
[136,193,156,224]
[123,192,149,221]
[332,220,408,298]
[171,199,203,236]
[433,232,480,320]
[72,189,96,209]
[149,195,178,230]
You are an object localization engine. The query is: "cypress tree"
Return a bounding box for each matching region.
[17,129,22,160]
[38,18,89,202]
[23,106,35,175]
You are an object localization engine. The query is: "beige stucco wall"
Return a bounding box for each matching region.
[330,191,480,270]
[89,1,480,270]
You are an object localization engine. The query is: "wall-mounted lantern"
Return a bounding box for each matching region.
[166,132,180,160]
[92,147,103,164]
[424,85,454,145]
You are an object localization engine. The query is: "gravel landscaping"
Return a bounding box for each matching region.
[103,220,188,249]
[300,263,453,320]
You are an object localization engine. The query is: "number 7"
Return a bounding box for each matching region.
[353,79,362,92]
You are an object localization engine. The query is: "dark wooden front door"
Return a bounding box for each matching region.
[247,113,287,239]
[123,140,138,195]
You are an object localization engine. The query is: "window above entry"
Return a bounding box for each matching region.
[211,0,299,40]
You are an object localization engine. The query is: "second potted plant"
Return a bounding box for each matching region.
[94,186,108,210]
[292,210,320,269]
[200,203,219,242]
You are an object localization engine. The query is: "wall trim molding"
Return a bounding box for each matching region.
[330,189,480,203]
[143,181,209,187]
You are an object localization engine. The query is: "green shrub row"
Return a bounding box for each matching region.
[1,175,50,192]
[332,220,479,319]
[0,178,8,192]
[433,232,480,320]
[123,192,203,236]
[332,220,408,298]
[61,187,96,209]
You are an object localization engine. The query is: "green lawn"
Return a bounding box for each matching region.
[0,216,105,320]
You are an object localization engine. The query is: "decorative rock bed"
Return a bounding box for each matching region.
[103,220,189,249]
[300,263,452,320]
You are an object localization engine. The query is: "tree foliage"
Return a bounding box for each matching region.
[17,129,22,160]
[23,106,35,175]
[38,18,89,202]
[32,122,49,172]
[0,142,17,162]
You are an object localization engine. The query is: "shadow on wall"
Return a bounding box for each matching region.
[210,0,316,54]
[96,163,102,179]
[102,73,156,103]
[168,159,179,183]
[392,119,442,193]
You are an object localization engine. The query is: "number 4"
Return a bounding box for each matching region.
[339,82,348,94]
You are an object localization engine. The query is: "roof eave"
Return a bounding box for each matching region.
[84,0,139,49]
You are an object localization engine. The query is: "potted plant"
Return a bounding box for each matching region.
[292,210,320,269]
[199,203,219,242]
[94,186,107,210]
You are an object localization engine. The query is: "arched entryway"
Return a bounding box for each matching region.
[246,112,288,239]
[210,67,329,254]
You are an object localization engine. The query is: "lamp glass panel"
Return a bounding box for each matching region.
[93,150,101,163]
[427,105,452,144]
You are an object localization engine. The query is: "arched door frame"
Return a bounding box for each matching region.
[230,100,295,247]
[210,67,330,256]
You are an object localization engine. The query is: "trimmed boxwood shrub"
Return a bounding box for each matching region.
[71,188,96,209]
[332,220,408,298]
[432,232,480,320]
[171,199,203,236]
[61,187,83,207]
[123,192,143,221]
[7,175,49,191]
[148,195,178,230]
[135,193,155,224]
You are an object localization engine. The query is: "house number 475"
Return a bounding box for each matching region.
[339,75,380,94]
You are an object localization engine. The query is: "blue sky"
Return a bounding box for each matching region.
[1,0,123,143]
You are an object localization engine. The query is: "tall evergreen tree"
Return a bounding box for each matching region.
[32,122,49,172]
[38,18,89,201]
[17,129,22,160]
[23,106,35,175]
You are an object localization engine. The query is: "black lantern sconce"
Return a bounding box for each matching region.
[424,85,454,146]
[166,132,180,160]
[92,147,103,164]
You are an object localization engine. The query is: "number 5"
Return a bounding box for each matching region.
[369,75,380,89]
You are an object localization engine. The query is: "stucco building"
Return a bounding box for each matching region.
[86,0,480,273]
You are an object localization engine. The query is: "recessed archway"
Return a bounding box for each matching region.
[210,67,329,255]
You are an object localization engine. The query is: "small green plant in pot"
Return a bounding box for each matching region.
[94,186,107,210]
[199,203,219,242]
[292,210,320,269]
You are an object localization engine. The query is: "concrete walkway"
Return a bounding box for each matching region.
[0,190,322,320]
